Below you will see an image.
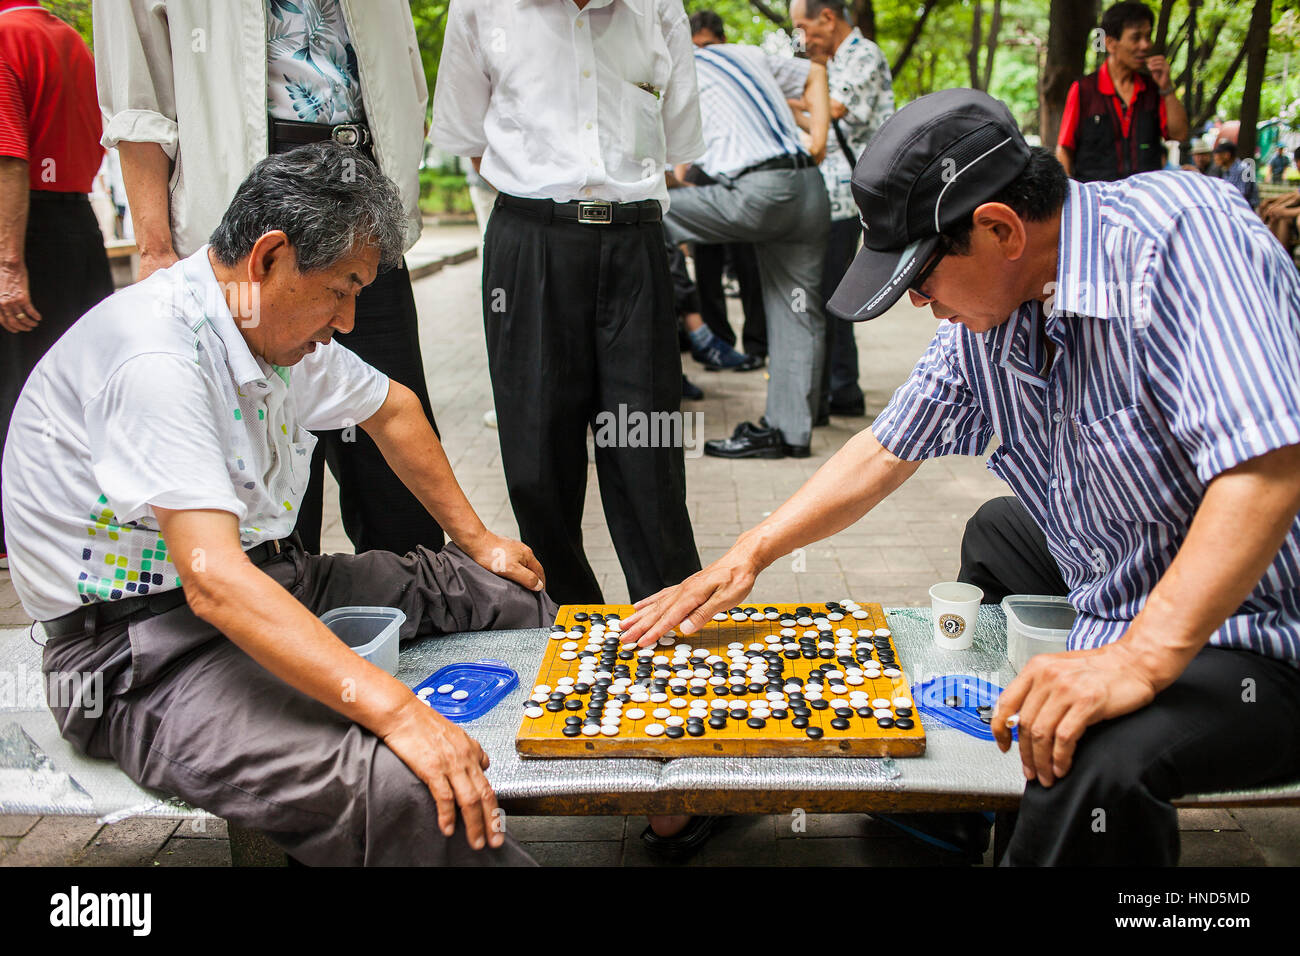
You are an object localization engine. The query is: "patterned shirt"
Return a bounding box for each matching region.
[1,248,390,620]
[1220,159,1260,209]
[821,28,893,221]
[871,172,1300,664]
[265,0,363,125]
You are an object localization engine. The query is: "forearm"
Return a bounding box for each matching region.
[117,140,175,257]
[0,157,28,265]
[1055,145,1074,178]
[194,559,416,733]
[1163,94,1189,143]
[1121,443,1300,689]
[362,380,489,548]
[733,427,920,574]
[804,64,830,158]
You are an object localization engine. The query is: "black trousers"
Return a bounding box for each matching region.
[1,192,113,546]
[686,166,766,357]
[293,262,446,556]
[817,216,865,416]
[959,496,1300,865]
[482,200,701,605]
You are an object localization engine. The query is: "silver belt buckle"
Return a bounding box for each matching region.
[331,123,366,148]
[577,200,613,224]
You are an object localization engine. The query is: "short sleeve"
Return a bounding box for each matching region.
[288,340,390,432]
[0,57,28,161]
[660,0,705,165]
[84,354,245,524]
[1146,204,1300,482]
[1057,82,1080,151]
[766,52,811,100]
[91,0,180,155]
[429,0,491,157]
[834,42,892,132]
[870,324,993,460]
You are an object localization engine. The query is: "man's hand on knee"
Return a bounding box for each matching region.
[381,700,503,850]
[992,642,1158,788]
[460,529,546,593]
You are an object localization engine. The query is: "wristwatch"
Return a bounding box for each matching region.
[1159,86,1175,97]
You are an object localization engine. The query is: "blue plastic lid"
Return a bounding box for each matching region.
[413,660,519,723]
[912,674,1018,741]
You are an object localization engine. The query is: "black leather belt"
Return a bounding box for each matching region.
[41,539,288,640]
[269,117,373,154]
[735,152,815,178]
[495,193,663,225]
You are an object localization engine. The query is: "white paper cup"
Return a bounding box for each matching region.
[929,582,983,650]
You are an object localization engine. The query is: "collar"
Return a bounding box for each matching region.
[180,247,271,389]
[1050,179,1119,321]
[516,0,636,12]
[989,304,1049,389]
[1098,59,1147,97]
[830,26,864,59]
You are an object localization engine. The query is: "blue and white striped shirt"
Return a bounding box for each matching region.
[691,44,809,178]
[872,172,1300,663]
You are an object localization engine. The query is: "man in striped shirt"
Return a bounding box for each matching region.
[623,90,1300,865]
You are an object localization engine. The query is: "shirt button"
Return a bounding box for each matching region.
[1069,538,1081,549]
[1052,411,1063,423]
[583,69,591,78]
[583,188,593,197]
[1050,477,1059,489]
[586,121,593,130]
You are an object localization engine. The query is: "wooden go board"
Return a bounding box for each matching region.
[516,602,926,758]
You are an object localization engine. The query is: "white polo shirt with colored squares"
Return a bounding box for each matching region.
[1,247,391,621]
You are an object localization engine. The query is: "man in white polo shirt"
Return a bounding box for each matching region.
[1,144,554,866]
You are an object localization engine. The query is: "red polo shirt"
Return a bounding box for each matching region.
[1058,60,1168,151]
[0,0,102,192]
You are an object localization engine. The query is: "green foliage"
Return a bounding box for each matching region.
[45,0,94,46]
[418,168,471,214]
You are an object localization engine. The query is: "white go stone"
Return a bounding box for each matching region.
[437,684,455,694]
[601,725,618,736]
[625,708,646,720]
[670,698,687,709]
[582,725,600,737]
[451,690,470,701]
[666,715,685,727]
[646,724,666,737]
[873,708,893,719]
[852,610,869,620]
[524,706,544,719]
[653,708,670,719]
[893,697,914,709]
[884,668,902,678]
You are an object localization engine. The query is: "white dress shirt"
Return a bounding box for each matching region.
[93,0,427,257]
[1,248,390,621]
[431,0,705,208]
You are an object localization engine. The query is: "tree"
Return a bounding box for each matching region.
[891,0,946,77]
[968,0,1004,91]
[1041,0,1100,150]
[1238,0,1274,161]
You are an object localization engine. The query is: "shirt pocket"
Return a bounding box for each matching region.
[1075,403,1193,527]
[620,80,666,173]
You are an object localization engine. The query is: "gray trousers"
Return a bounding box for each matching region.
[664,167,830,446]
[41,540,558,866]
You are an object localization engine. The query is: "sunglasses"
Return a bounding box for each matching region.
[908,237,951,300]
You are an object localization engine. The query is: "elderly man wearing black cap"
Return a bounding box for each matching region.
[620,88,1300,866]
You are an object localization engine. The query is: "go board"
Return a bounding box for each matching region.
[515,601,926,758]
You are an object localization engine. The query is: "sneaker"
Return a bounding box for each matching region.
[691,332,764,372]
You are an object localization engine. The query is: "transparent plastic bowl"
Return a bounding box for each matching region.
[1002,594,1076,673]
[319,606,406,676]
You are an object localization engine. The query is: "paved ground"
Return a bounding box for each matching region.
[2,226,1296,866]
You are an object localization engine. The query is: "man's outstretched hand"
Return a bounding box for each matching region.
[618,548,761,647]
[991,640,1159,788]
[462,530,546,593]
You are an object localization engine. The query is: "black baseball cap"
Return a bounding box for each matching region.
[828,88,1032,322]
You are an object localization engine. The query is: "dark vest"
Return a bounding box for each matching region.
[1072,70,1164,182]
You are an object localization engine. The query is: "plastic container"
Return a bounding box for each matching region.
[1002,594,1076,673]
[912,674,1016,741]
[320,606,406,676]
[413,660,518,723]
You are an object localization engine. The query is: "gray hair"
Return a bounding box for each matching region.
[209,142,405,272]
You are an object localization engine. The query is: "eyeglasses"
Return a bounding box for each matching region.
[908,238,950,301]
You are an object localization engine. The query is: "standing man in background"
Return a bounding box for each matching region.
[93,0,444,558]
[432,0,705,607]
[0,0,113,571]
[1055,1,1188,182]
[790,0,894,421]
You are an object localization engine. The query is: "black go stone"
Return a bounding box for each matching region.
[818,649,835,659]
[895,717,915,730]
[729,708,747,720]
[562,725,581,737]
[805,726,824,740]
[834,707,853,719]
[747,682,765,694]
[687,724,706,736]
[784,650,801,659]
[565,715,582,726]
[709,717,728,730]
[792,716,810,729]
[565,699,583,710]
[690,685,708,696]
[666,726,685,739]
[876,717,894,729]
[771,709,789,720]
[710,708,728,719]
[810,699,829,710]
[897,707,912,718]
[746,717,766,729]
[793,707,812,719]
[545,700,564,712]
[830,717,851,730]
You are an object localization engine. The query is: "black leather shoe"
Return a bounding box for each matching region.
[828,398,866,417]
[783,442,811,458]
[704,421,786,458]
[641,815,723,863]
